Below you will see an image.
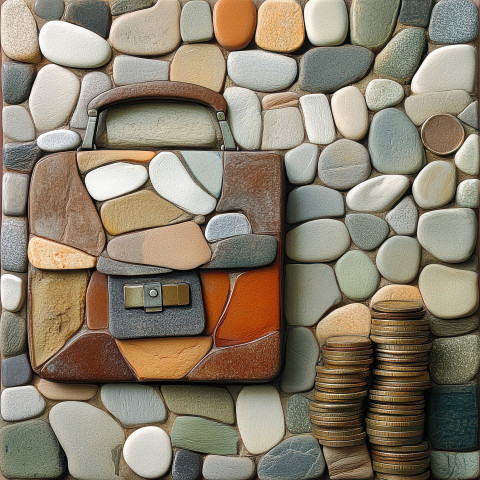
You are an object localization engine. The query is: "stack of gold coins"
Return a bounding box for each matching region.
[310,335,373,447]
[368,300,431,479]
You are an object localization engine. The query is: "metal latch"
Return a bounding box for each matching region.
[124,282,190,313]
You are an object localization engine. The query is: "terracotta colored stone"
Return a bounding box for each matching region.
[107,222,211,270]
[76,150,156,173]
[188,331,281,381]
[29,152,106,256]
[33,377,98,401]
[28,237,97,270]
[200,271,231,335]
[86,271,109,330]
[213,0,257,50]
[100,189,187,235]
[29,268,88,368]
[217,152,283,234]
[40,331,135,382]
[370,284,423,306]
[255,0,305,53]
[170,44,226,92]
[262,92,300,110]
[215,261,280,347]
[115,337,212,380]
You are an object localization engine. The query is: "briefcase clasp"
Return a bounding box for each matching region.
[124,282,190,313]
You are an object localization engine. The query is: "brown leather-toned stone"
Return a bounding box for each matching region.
[262,92,300,110]
[86,271,109,330]
[39,331,135,382]
[421,113,465,155]
[29,152,106,256]
[33,377,98,401]
[187,331,281,381]
[76,150,156,173]
[217,152,283,234]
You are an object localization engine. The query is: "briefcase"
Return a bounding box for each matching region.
[27,81,284,383]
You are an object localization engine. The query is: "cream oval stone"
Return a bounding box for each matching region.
[412,161,456,209]
[39,21,112,68]
[300,94,335,145]
[331,86,369,140]
[304,0,348,46]
[236,385,285,455]
[419,265,478,319]
[0,274,25,312]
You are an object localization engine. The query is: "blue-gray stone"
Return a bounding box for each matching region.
[64,0,112,38]
[257,435,325,480]
[2,142,42,173]
[345,213,389,251]
[286,185,345,224]
[97,256,171,276]
[0,312,27,357]
[458,101,479,130]
[34,0,64,20]
[399,0,432,27]
[429,0,478,44]
[2,62,36,105]
[172,449,203,480]
[108,272,205,339]
[431,450,480,480]
[204,234,278,269]
[286,395,312,434]
[428,383,478,451]
[368,108,425,174]
[2,354,32,388]
[1,219,28,273]
[300,46,374,93]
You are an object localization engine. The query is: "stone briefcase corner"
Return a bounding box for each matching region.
[26,81,284,383]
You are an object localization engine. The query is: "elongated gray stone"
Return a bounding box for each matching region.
[2,142,42,173]
[37,129,81,152]
[2,354,32,388]
[345,214,389,251]
[286,395,312,434]
[34,0,65,19]
[111,0,153,15]
[2,62,36,105]
[1,219,27,273]
[3,172,29,217]
[430,316,479,338]
[112,56,169,86]
[203,455,255,480]
[284,143,318,185]
[97,256,171,276]
[180,0,213,43]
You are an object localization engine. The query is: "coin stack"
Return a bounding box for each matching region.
[367,300,431,480]
[310,335,373,448]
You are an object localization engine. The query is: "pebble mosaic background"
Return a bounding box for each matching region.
[1,0,480,478]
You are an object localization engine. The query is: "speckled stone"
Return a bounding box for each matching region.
[458,101,478,130]
[2,105,35,142]
[281,327,319,393]
[285,263,341,327]
[34,0,64,19]
[365,79,404,111]
[172,449,203,480]
[385,196,418,235]
[37,129,82,152]
[203,455,255,480]
[286,185,344,224]
[286,395,311,434]
[64,0,111,37]
[368,108,425,174]
[3,171,29,217]
[96,256,171,276]
[455,134,479,176]
[335,250,379,301]
[376,236,421,283]
[180,0,213,43]
[429,0,478,44]
[205,213,251,242]
[2,142,41,173]
[300,46,374,93]
[374,27,426,83]
[111,0,153,15]
[261,107,304,150]
[345,214,389,251]
[0,313,26,357]
[456,179,480,208]
[399,0,432,27]
[1,385,46,422]
[284,143,319,185]
[257,435,325,480]
[2,353,31,387]
[318,139,371,190]
[371,284,422,305]
[412,161,456,209]
[430,316,479,338]
[1,219,27,273]
[2,62,35,105]
[431,451,480,480]
[428,383,478,451]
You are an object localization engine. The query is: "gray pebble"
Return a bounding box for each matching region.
[430,315,479,338]
[2,142,42,173]
[2,354,32,388]
[203,456,255,480]
[34,0,64,19]
[205,213,251,242]
[111,0,153,16]
[172,449,203,480]
[385,196,418,235]
[345,213,389,251]
[37,129,81,152]
[1,219,28,273]
[2,62,36,105]
[456,179,480,208]
[399,0,432,27]
[286,395,312,434]
[0,313,27,357]
[2,172,29,217]
[112,56,169,86]
[458,101,478,130]
[180,0,213,43]
[2,106,35,142]
[96,256,171,276]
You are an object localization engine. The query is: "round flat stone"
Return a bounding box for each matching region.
[213,0,256,50]
[365,79,404,111]
[304,0,348,46]
[300,45,374,92]
[236,385,285,454]
[205,213,251,242]
[2,106,35,142]
[335,250,380,301]
[411,44,477,94]
[2,62,36,105]
[172,449,203,480]
[1,386,45,422]
[286,395,312,434]
[281,327,319,393]
[345,213,389,251]
[123,427,172,479]
[34,0,64,19]
[376,236,421,283]
[203,455,256,480]
[385,196,418,236]
[331,86,368,140]
[180,0,213,43]
[112,56,168,86]
[456,179,480,208]
[227,50,297,92]
[261,107,305,150]
[286,185,344,224]
[346,175,410,213]
[286,219,350,262]
[369,108,425,174]
[285,263,341,327]
[431,451,480,480]
[418,208,477,263]
[455,134,479,175]
[430,335,480,385]
[373,27,426,83]
[284,143,319,185]
[458,100,478,130]
[318,139,371,189]
[37,130,81,152]
[0,312,26,357]
[421,114,465,155]
[430,316,479,338]
[429,0,478,44]
[64,0,111,38]
[419,264,478,319]
[412,161,456,209]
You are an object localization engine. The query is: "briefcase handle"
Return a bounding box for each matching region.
[81,81,236,151]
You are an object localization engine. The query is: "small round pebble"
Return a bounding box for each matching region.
[345,213,389,251]
[286,395,312,434]
[365,79,404,111]
[456,179,480,208]
[376,236,421,283]
[123,426,172,479]
[37,130,82,152]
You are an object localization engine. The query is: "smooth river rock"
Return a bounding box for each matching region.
[412,161,456,209]
[376,236,421,283]
[284,143,319,185]
[300,94,335,145]
[331,86,369,140]
[455,134,479,176]
[385,196,418,235]
[345,213,389,250]
[430,450,480,480]
[37,130,81,152]
[304,0,348,46]
[365,79,404,111]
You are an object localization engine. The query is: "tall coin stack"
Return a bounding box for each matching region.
[367,300,432,480]
[310,335,373,448]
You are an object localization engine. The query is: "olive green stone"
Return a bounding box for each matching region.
[286,395,312,434]
[430,316,479,337]
[0,312,26,357]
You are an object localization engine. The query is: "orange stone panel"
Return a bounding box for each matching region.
[200,271,231,334]
[86,271,109,330]
[76,150,156,173]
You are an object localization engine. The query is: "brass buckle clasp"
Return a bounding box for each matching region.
[124,282,190,313]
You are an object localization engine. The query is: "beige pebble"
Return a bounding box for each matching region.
[331,86,369,140]
[370,284,423,307]
[33,377,98,401]
[262,92,300,110]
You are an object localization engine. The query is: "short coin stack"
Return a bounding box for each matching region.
[310,335,373,447]
[368,300,431,480]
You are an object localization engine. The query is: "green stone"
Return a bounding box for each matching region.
[161,385,235,424]
[430,315,479,337]
[171,417,238,455]
[429,334,480,384]
[0,312,26,356]
[286,395,312,434]
[374,28,427,83]
[399,0,432,27]
[431,450,480,480]
[345,214,389,251]
[0,419,66,478]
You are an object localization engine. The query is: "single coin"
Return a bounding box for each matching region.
[376,472,430,480]
[315,386,367,394]
[372,451,429,462]
[374,369,430,378]
[323,351,373,359]
[316,437,366,447]
[315,380,367,388]
[376,343,432,352]
[368,413,425,422]
[370,389,424,398]
[368,435,424,447]
[372,441,429,454]
[366,418,425,428]
[371,335,429,345]
[316,375,370,384]
[421,113,465,155]
[372,300,424,313]
[371,330,429,338]
[314,390,368,402]
[312,426,364,437]
[323,345,373,352]
[366,428,424,438]
[372,311,426,320]
[369,394,424,404]
[326,336,372,348]
[311,419,364,428]
[373,383,431,393]
[372,325,429,332]
[316,366,371,376]
[324,358,374,366]
[373,461,429,475]
[309,401,365,412]
[372,319,429,327]
[368,407,425,417]
[375,364,429,373]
